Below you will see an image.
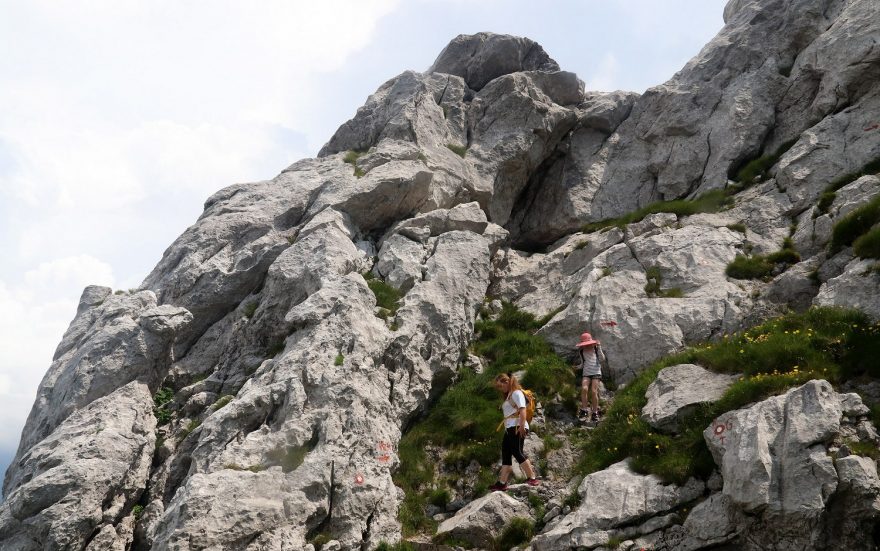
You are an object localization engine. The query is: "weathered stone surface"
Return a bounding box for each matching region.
[679,493,743,549]
[376,233,426,292]
[814,257,880,320]
[436,492,532,548]
[641,364,738,433]
[0,382,155,551]
[705,380,843,513]
[5,290,191,490]
[429,32,561,91]
[532,460,703,550]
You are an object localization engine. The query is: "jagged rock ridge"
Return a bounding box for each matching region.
[2,1,880,550]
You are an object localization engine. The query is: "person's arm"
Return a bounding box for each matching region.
[517,406,528,436]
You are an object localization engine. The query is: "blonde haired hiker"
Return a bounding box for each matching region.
[575,332,606,422]
[488,373,540,491]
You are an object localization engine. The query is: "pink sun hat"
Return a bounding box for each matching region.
[575,332,599,348]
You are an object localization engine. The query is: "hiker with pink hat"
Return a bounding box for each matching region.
[575,331,606,422]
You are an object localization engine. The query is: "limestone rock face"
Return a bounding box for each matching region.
[0,382,157,551]
[435,492,532,548]
[428,32,561,91]
[6,2,880,548]
[532,460,704,550]
[703,380,879,550]
[641,364,738,433]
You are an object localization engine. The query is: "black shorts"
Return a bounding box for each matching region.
[501,427,528,466]
[581,374,602,384]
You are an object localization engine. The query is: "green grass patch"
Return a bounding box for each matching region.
[726,238,800,280]
[495,517,535,551]
[817,157,880,215]
[242,301,258,318]
[726,223,747,234]
[582,190,731,233]
[343,149,366,164]
[574,240,589,250]
[644,267,684,298]
[853,226,880,259]
[731,139,797,186]
[843,439,880,461]
[182,419,201,437]
[376,542,417,551]
[446,143,468,158]
[574,307,880,484]
[830,196,880,252]
[363,272,403,316]
[211,394,234,411]
[395,302,577,535]
[334,353,345,366]
[154,387,174,425]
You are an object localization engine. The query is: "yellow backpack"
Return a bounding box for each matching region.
[496,389,537,431]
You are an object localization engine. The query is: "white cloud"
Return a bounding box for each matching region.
[586,52,621,92]
[0,0,400,475]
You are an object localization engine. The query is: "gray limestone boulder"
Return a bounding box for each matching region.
[429,32,561,91]
[641,364,738,433]
[436,492,532,549]
[814,257,880,320]
[0,382,156,551]
[532,460,703,550]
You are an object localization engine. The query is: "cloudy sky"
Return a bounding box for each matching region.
[0,0,726,482]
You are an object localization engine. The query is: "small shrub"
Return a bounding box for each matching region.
[212,394,234,411]
[732,139,796,185]
[247,465,265,473]
[132,505,144,519]
[766,248,801,264]
[495,517,535,551]
[343,149,366,164]
[725,255,773,280]
[574,240,589,250]
[334,353,345,366]
[446,143,467,158]
[830,196,880,252]
[363,273,403,315]
[844,439,880,461]
[726,223,747,233]
[242,301,258,318]
[817,191,836,214]
[819,157,880,216]
[427,487,450,508]
[853,226,880,259]
[154,387,174,425]
[600,266,613,278]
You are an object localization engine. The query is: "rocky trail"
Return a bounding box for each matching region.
[3,0,880,549]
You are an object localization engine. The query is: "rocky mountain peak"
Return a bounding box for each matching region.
[427,32,561,91]
[3,0,880,549]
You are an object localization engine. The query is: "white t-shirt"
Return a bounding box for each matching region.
[501,389,529,430]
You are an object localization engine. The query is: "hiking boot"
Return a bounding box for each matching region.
[590,412,600,422]
[526,478,541,487]
[578,409,590,419]
[488,481,508,492]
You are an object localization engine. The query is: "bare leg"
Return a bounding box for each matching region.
[499,465,513,484]
[520,459,536,479]
[580,378,589,411]
[590,379,600,413]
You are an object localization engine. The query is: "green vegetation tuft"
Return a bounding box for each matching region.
[395,302,577,534]
[363,272,403,316]
[574,240,589,250]
[211,394,234,411]
[731,139,796,186]
[427,487,450,508]
[830,196,880,253]
[853,226,880,259]
[334,353,345,366]
[132,504,144,519]
[574,307,880,484]
[446,143,468,158]
[267,339,286,358]
[843,439,880,461]
[242,301,259,318]
[343,149,366,164]
[495,517,535,551]
[644,267,684,298]
[375,542,417,551]
[582,189,731,233]
[817,157,880,215]
[182,419,201,437]
[726,237,800,280]
[726,223,747,234]
[154,387,174,425]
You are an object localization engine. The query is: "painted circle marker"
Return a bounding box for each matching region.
[355,474,364,485]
